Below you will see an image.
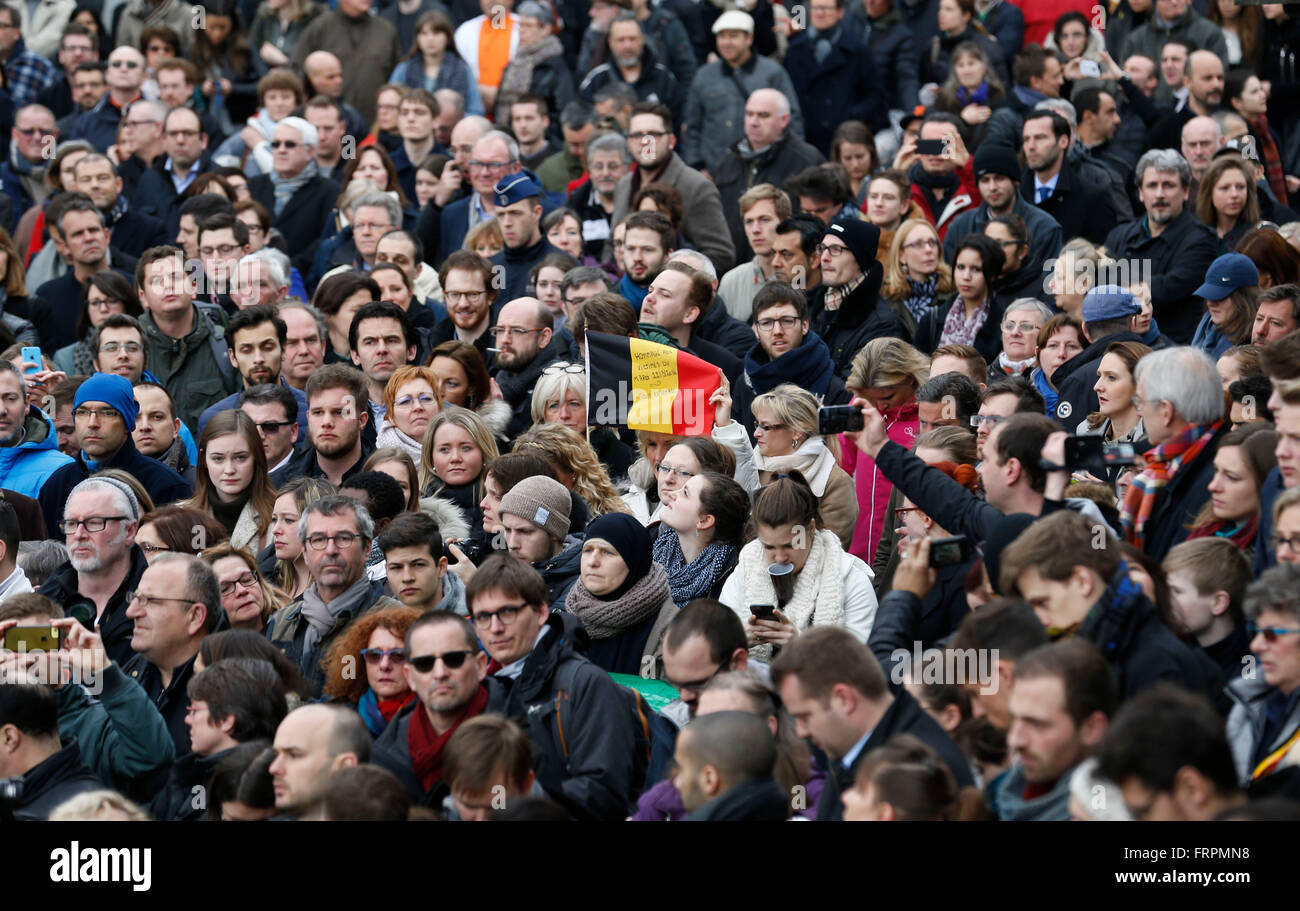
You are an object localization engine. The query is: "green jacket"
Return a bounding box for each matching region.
[57,663,176,791]
[139,305,237,433]
[536,149,584,195]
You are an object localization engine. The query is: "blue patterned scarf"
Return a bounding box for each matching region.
[653,530,736,608]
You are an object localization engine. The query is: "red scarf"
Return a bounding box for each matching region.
[1252,114,1288,207]
[407,683,491,792]
[378,691,416,722]
[1186,515,1259,550]
[1121,421,1223,548]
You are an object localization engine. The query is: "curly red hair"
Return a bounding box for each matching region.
[931,460,980,494]
[320,605,423,704]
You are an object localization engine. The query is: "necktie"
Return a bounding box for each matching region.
[1036,185,1051,204]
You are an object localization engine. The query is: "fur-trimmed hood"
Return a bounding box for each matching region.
[477,398,513,440]
[418,494,471,542]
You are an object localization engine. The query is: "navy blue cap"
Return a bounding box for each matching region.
[494,172,541,207]
[1195,253,1259,301]
[1081,284,1141,323]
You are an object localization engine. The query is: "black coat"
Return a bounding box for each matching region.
[268,438,376,489]
[784,29,888,153]
[107,205,170,260]
[1050,329,1147,427]
[249,172,342,275]
[693,297,756,361]
[713,132,825,261]
[10,741,104,820]
[1019,157,1118,247]
[684,333,743,386]
[687,778,789,821]
[1125,420,1228,563]
[131,152,217,236]
[119,651,199,760]
[843,4,921,112]
[38,545,149,668]
[808,266,907,377]
[39,440,191,542]
[1103,208,1218,344]
[489,236,562,308]
[732,332,852,434]
[493,337,563,438]
[148,749,228,822]
[914,294,1006,364]
[816,689,974,821]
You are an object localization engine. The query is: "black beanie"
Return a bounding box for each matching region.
[824,219,881,272]
[583,512,653,601]
[973,143,1021,182]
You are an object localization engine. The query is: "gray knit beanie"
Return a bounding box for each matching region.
[499,475,572,542]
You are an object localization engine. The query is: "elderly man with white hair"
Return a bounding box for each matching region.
[1181,115,1223,187]
[248,116,342,273]
[232,249,291,311]
[313,190,404,288]
[1121,346,1229,560]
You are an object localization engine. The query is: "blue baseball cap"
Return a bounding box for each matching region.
[1195,253,1259,301]
[1081,285,1141,323]
[493,173,541,208]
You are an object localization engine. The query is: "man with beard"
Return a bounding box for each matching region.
[489,173,560,305]
[492,297,561,436]
[1020,111,1116,246]
[266,495,402,695]
[197,306,308,436]
[349,301,416,424]
[1103,149,1218,343]
[769,215,822,291]
[270,364,374,488]
[38,476,149,666]
[1150,49,1226,151]
[0,361,73,498]
[38,373,191,536]
[618,210,673,312]
[431,251,497,364]
[372,610,507,805]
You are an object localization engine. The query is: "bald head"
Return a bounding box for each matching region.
[745,88,791,151]
[269,704,371,815]
[303,51,343,98]
[1184,50,1224,112]
[498,296,553,331]
[1181,115,1223,179]
[676,711,777,810]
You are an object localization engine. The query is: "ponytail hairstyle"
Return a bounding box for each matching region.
[752,469,821,533]
[694,472,750,549]
[852,733,988,820]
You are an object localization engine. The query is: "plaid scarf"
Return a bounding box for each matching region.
[1120,420,1223,548]
[939,296,990,347]
[1252,114,1288,207]
[823,270,866,312]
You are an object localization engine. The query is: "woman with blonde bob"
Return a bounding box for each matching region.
[745,383,858,549]
[182,410,277,552]
[200,542,290,630]
[841,338,929,561]
[529,361,638,481]
[421,406,499,537]
[378,364,443,462]
[880,219,955,337]
[513,422,633,519]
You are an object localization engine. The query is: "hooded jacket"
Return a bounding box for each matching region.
[0,405,73,499]
[497,609,641,821]
[807,264,908,377]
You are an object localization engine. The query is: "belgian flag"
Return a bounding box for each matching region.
[584,331,722,436]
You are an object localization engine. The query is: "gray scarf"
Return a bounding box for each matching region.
[565,562,670,640]
[498,34,565,110]
[270,159,319,217]
[299,573,372,657]
[808,25,840,66]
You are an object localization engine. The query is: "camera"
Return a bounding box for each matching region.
[1060,436,1139,475]
[928,535,972,568]
[449,538,484,565]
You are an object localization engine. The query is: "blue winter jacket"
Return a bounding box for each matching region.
[0,406,74,499]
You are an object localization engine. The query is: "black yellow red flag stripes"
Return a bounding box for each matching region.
[584,331,722,435]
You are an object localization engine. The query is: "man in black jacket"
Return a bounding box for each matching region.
[806,219,905,377]
[130,106,215,235]
[1103,148,1218,344]
[641,261,744,384]
[488,172,561,305]
[772,625,974,821]
[491,297,563,437]
[844,0,921,114]
[667,249,755,360]
[0,684,103,821]
[677,711,788,821]
[72,153,168,260]
[1020,110,1117,246]
[248,117,341,275]
[467,553,641,821]
[1052,284,1148,426]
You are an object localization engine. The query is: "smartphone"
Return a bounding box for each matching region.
[915,138,947,156]
[818,404,864,436]
[21,346,42,376]
[1078,60,1102,78]
[929,535,972,568]
[3,626,60,652]
[749,604,777,621]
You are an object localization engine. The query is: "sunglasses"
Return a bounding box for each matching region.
[408,650,473,673]
[359,647,408,665]
[1247,622,1300,643]
[270,139,300,149]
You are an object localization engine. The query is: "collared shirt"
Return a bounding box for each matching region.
[1033,173,1059,203]
[164,156,204,195]
[841,728,873,771]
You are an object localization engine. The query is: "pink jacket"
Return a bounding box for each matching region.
[839,401,918,562]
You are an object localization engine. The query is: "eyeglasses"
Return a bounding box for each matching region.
[445,290,487,304]
[59,516,128,533]
[15,127,57,138]
[127,591,195,609]
[73,407,122,421]
[471,604,529,629]
[1246,622,1300,642]
[902,238,940,251]
[815,243,849,257]
[656,463,694,480]
[1001,320,1041,334]
[304,532,362,550]
[98,342,142,354]
[139,542,171,555]
[199,244,241,257]
[755,315,801,332]
[490,326,545,339]
[627,131,669,142]
[219,572,258,596]
[408,650,473,672]
[665,659,728,695]
[270,139,300,149]
[360,647,409,665]
[755,421,787,433]
[395,393,436,408]
[895,507,920,519]
[1131,395,1162,413]
[1271,535,1300,552]
[109,59,141,68]
[252,419,293,434]
[467,159,513,172]
[969,414,1006,428]
[542,362,585,377]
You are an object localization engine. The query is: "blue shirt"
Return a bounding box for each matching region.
[164,156,203,195]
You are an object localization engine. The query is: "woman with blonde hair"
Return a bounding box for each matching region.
[881,219,955,337]
[201,542,290,630]
[529,361,637,481]
[377,364,442,463]
[464,218,504,259]
[513,422,632,519]
[744,383,858,549]
[270,476,336,598]
[841,337,929,561]
[421,406,498,537]
[182,411,277,552]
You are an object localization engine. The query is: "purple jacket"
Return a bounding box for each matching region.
[631,767,827,820]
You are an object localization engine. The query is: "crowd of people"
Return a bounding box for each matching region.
[1,0,1299,823]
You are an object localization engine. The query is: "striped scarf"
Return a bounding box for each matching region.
[1252,114,1288,207]
[900,274,938,322]
[823,270,866,313]
[1120,420,1222,548]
